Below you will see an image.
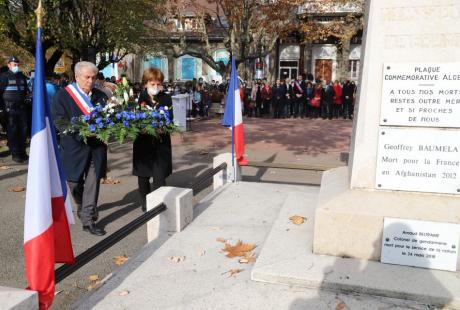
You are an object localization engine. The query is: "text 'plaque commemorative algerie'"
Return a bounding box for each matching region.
[380,63,460,127]
[381,218,460,272]
[375,127,460,195]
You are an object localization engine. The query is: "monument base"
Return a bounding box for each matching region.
[313,167,460,270]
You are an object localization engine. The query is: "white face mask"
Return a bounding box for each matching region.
[147,86,159,96]
[11,66,20,74]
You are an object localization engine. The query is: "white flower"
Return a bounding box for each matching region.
[129,88,134,97]
[160,110,164,114]
[123,91,129,103]
[164,106,169,111]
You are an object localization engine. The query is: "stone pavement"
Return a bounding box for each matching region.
[74,182,434,310]
[0,117,352,308]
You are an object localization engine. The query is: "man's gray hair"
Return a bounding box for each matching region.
[74,61,98,77]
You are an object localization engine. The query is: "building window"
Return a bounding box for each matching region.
[279,60,299,80]
[181,57,196,80]
[349,60,360,79]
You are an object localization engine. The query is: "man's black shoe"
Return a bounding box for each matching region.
[21,154,29,161]
[83,224,106,236]
[12,156,24,163]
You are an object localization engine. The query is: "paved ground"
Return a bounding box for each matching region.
[74,182,434,310]
[0,116,352,309]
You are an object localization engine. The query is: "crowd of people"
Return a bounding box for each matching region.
[0,55,358,236]
[242,75,357,120]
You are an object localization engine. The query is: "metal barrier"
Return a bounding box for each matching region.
[55,203,166,284]
[54,161,226,283]
[191,162,227,196]
[245,161,336,172]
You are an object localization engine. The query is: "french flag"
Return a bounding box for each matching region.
[24,26,75,309]
[222,58,248,166]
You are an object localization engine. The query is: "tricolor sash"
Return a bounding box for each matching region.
[294,81,304,94]
[65,83,94,115]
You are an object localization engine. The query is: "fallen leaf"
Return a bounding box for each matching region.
[54,290,63,296]
[101,177,121,185]
[169,256,186,263]
[216,237,227,243]
[197,250,206,257]
[87,281,101,291]
[336,301,346,310]
[0,165,11,170]
[113,255,129,266]
[222,240,256,258]
[239,253,257,264]
[289,215,306,225]
[199,150,209,155]
[118,290,130,296]
[8,186,25,192]
[222,268,243,277]
[88,275,99,282]
[87,275,101,291]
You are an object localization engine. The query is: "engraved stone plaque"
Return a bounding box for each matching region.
[375,127,460,194]
[380,62,460,128]
[381,218,460,272]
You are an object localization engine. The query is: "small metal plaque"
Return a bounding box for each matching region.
[381,218,460,272]
[376,127,460,195]
[381,63,460,128]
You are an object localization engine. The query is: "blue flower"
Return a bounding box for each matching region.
[82,115,90,122]
[98,122,104,129]
[151,122,157,128]
[165,119,170,125]
[89,124,96,132]
[140,112,147,119]
[115,113,122,120]
[105,118,111,124]
[95,105,103,112]
[95,117,103,124]
[159,121,164,126]
[109,122,115,127]
[123,120,129,127]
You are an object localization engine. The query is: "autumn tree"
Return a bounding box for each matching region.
[0,0,164,74]
[157,0,302,79]
[298,0,365,80]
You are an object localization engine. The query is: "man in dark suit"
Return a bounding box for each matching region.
[322,81,336,120]
[271,79,286,118]
[292,75,305,118]
[52,61,108,236]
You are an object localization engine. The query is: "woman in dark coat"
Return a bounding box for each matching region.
[133,68,173,211]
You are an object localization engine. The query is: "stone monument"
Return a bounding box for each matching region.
[313,0,460,270]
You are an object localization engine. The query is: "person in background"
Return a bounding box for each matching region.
[0,56,29,163]
[332,80,343,119]
[271,79,285,119]
[322,81,335,120]
[94,72,113,98]
[342,80,355,120]
[310,82,323,118]
[261,81,272,117]
[133,67,173,212]
[52,61,108,236]
[305,81,314,118]
[284,78,293,118]
[249,80,257,117]
[59,73,69,88]
[292,75,304,118]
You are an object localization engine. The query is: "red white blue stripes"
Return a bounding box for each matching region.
[24,27,75,310]
[65,83,93,115]
[222,58,248,166]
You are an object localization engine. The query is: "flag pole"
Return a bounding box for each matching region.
[231,56,236,183]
